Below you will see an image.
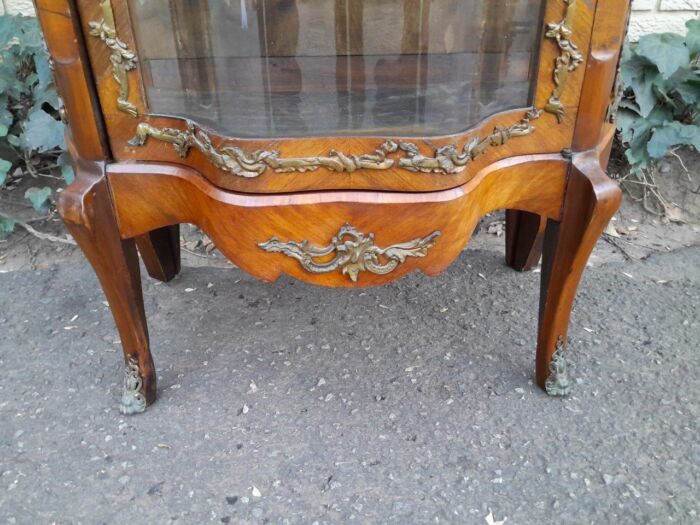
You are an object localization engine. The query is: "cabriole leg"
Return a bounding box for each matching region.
[58,162,156,413]
[136,225,181,283]
[536,153,622,395]
[505,209,546,271]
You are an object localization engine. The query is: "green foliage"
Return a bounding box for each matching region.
[617,20,700,174]
[0,215,15,234]
[0,158,11,185]
[0,15,69,235]
[24,186,52,212]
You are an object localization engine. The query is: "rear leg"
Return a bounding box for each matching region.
[136,225,181,282]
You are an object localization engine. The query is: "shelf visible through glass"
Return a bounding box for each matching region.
[128,0,545,138]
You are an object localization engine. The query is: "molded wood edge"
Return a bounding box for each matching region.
[106,154,569,288]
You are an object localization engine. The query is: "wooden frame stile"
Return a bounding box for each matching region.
[35,0,632,411]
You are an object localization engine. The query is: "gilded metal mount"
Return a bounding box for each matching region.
[259,224,440,282]
[119,356,147,415]
[129,121,397,177]
[128,110,540,178]
[89,0,138,117]
[117,0,577,175]
[545,337,572,397]
[544,0,583,123]
[397,109,542,173]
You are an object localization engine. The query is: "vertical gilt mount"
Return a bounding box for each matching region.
[544,0,583,123]
[89,0,139,117]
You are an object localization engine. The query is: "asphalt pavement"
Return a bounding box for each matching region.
[0,245,698,524]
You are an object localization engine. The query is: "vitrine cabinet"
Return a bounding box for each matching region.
[35,0,630,413]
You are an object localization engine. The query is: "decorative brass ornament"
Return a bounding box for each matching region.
[544,0,583,123]
[545,337,572,397]
[129,110,540,178]
[258,223,440,282]
[397,109,542,173]
[129,121,398,177]
[89,0,138,117]
[124,3,577,176]
[119,356,147,415]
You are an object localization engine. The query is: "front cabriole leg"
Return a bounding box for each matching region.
[536,151,622,396]
[57,160,156,413]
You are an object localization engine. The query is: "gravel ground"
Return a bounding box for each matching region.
[0,245,698,524]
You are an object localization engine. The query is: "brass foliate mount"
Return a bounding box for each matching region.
[119,356,147,415]
[258,224,441,282]
[398,109,542,173]
[121,0,576,177]
[128,109,540,178]
[89,0,138,117]
[545,336,572,397]
[544,0,583,123]
[129,121,398,178]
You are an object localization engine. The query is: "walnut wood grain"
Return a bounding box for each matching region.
[34,0,110,161]
[573,0,631,152]
[57,159,157,406]
[108,155,567,288]
[135,225,181,283]
[535,150,622,389]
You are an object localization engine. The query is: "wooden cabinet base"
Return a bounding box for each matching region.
[58,149,619,412]
[39,0,630,412]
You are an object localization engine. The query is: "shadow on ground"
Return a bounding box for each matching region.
[0,246,698,524]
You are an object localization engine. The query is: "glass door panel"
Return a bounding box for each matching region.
[128,0,545,138]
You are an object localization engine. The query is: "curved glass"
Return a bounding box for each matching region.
[128,0,545,138]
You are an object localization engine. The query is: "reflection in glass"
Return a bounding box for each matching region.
[128,0,545,138]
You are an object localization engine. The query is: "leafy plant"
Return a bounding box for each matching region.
[617,20,700,174]
[0,15,73,234]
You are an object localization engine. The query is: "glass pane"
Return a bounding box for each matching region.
[128,0,545,138]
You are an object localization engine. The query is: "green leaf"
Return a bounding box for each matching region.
[616,108,642,143]
[674,71,700,106]
[7,134,22,148]
[0,106,11,128]
[24,186,53,213]
[34,51,53,92]
[644,104,674,128]
[57,152,75,184]
[25,72,38,87]
[647,122,700,158]
[686,19,700,56]
[636,33,690,79]
[0,215,16,237]
[651,77,676,109]
[0,158,12,186]
[32,86,60,111]
[20,109,65,152]
[621,105,674,171]
[621,54,660,117]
